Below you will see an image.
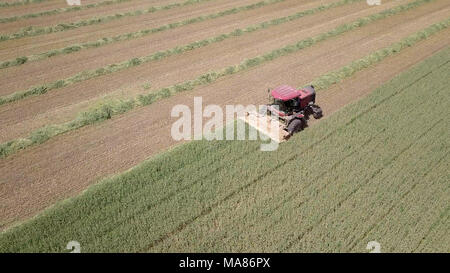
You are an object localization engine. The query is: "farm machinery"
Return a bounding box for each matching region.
[239,85,323,142]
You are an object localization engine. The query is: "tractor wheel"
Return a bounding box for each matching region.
[287,119,303,135]
[311,105,323,119]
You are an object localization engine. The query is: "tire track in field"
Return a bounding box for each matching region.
[0,10,447,229]
[298,124,449,252]
[282,117,444,252]
[371,156,448,252]
[346,148,449,252]
[413,205,450,252]
[413,199,450,251]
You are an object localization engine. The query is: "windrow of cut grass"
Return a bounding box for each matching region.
[0,0,442,159]
[0,0,363,69]
[0,47,447,252]
[0,0,426,102]
[0,0,219,41]
[0,0,133,24]
[0,0,49,8]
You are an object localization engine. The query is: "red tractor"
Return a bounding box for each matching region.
[263,85,323,138]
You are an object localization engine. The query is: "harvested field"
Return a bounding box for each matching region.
[0,0,448,253]
[1,0,447,143]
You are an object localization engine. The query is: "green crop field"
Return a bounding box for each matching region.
[1,46,448,253]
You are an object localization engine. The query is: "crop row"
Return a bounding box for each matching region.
[0,0,217,41]
[0,47,447,252]
[414,205,450,252]
[286,119,448,252]
[0,0,132,24]
[0,0,361,69]
[0,0,48,8]
[0,0,442,158]
[347,157,449,252]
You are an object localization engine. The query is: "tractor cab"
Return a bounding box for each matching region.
[269,85,317,114]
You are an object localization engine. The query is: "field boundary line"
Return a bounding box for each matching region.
[0,4,445,159]
[0,0,220,41]
[0,0,362,69]
[0,0,134,24]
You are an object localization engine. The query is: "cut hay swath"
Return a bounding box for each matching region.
[0,0,362,69]
[0,0,431,105]
[0,0,132,24]
[0,7,446,159]
[0,0,281,42]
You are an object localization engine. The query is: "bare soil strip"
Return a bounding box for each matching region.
[0,0,263,43]
[0,0,192,33]
[0,21,448,229]
[1,0,444,143]
[0,0,328,94]
[0,0,327,69]
[0,0,260,57]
